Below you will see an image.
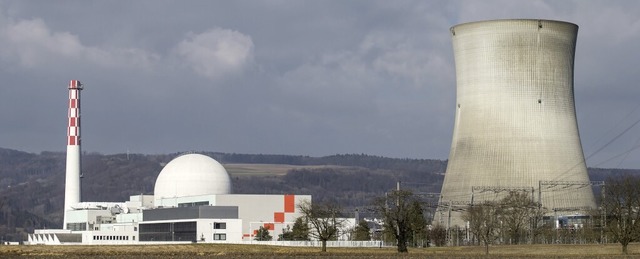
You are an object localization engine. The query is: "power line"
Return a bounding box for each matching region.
[593,141,640,168]
[584,118,640,162]
[587,103,640,151]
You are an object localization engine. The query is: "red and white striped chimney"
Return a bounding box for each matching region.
[63,80,83,230]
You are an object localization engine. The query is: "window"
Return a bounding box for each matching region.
[213,233,226,240]
[174,222,197,241]
[213,222,226,229]
[139,222,196,242]
[66,222,87,231]
[178,201,209,207]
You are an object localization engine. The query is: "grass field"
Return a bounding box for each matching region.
[224,163,353,176]
[1,243,639,258]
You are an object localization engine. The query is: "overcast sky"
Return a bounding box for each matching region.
[1,0,639,169]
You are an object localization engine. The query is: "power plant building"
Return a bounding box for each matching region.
[30,152,312,244]
[435,19,596,226]
[28,81,314,245]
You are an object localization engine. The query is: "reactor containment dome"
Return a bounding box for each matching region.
[154,153,231,203]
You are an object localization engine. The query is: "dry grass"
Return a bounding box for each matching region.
[2,243,640,258]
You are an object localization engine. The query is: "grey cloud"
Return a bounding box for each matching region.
[174,28,255,80]
[0,15,159,70]
[0,1,638,169]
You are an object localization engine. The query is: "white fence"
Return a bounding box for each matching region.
[241,240,385,248]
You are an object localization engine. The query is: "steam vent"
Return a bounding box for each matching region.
[435,19,596,227]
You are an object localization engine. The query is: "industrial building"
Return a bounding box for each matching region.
[435,19,597,226]
[30,152,311,244]
[28,81,312,245]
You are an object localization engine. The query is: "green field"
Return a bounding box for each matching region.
[2,243,639,258]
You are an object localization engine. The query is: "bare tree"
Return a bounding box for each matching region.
[463,201,501,255]
[603,175,640,254]
[297,200,344,252]
[372,190,423,253]
[499,191,542,244]
[428,224,447,247]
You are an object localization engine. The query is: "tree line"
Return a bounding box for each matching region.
[286,174,640,255]
[456,175,640,255]
[1,146,640,254]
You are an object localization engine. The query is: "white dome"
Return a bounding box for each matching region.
[154,153,231,202]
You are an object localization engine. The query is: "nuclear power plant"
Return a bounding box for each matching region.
[26,19,601,245]
[29,80,350,245]
[435,19,597,226]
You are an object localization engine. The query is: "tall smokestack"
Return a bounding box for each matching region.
[63,80,83,230]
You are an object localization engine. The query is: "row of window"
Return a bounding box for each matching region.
[92,235,135,241]
[139,222,197,242]
[213,222,226,229]
[178,201,209,207]
[67,223,87,231]
[213,233,226,240]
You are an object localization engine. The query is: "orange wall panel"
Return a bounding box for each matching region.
[284,194,295,213]
[263,223,274,230]
[274,212,285,223]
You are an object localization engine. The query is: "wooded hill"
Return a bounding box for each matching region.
[0,147,638,242]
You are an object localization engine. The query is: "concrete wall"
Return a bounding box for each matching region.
[142,206,238,221]
[437,19,596,226]
[214,194,311,240]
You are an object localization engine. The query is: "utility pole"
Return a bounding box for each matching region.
[602,183,606,243]
[396,181,400,206]
[396,181,400,246]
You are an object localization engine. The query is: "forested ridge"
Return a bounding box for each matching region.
[0,147,638,242]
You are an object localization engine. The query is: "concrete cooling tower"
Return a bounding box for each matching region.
[435,19,596,227]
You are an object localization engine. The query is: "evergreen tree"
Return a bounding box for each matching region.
[254,226,272,241]
[352,219,371,241]
[291,217,310,241]
[407,200,428,247]
[278,225,294,241]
